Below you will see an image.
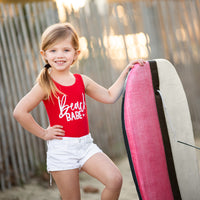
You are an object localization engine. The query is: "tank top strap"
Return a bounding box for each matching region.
[74,74,85,92]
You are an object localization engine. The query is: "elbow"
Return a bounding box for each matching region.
[13,108,19,120]
[107,94,121,104]
[105,97,118,104]
[106,90,119,104]
[13,107,23,122]
[109,98,117,104]
[110,98,119,104]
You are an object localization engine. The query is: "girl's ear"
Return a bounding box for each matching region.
[72,50,81,65]
[40,50,46,60]
[75,50,81,57]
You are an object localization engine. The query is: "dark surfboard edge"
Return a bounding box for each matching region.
[149,60,181,200]
[121,70,142,200]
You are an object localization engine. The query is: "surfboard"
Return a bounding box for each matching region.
[121,59,200,200]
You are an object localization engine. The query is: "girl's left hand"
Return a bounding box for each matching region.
[128,59,146,68]
[125,59,146,74]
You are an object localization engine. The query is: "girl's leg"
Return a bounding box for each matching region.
[82,152,123,200]
[51,169,81,200]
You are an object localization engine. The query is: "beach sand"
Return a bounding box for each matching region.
[0,156,139,200]
[1,148,199,200]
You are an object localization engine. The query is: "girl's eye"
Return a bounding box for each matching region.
[50,50,56,53]
[64,49,69,52]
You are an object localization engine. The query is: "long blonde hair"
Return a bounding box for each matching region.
[36,23,80,100]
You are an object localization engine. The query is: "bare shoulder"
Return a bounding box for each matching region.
[80,74,91,89]
[29,83,47,99]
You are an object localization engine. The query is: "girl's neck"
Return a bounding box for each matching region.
[50,69,75,86]
[50,67,70,77]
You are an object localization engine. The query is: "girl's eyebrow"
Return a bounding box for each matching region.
[48,46,72,50]
[63,46,73,49]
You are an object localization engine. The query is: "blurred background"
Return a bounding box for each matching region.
[0,0,199,191]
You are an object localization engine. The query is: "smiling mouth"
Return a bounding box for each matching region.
[55,61,66,64]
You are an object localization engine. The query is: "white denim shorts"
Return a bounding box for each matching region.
[46,133,102,172]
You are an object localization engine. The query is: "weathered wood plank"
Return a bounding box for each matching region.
[7,3,30,180]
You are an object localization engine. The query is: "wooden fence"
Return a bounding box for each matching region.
[0,0,199,190]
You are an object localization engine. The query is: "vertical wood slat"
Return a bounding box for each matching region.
[182,0,199,53]
[125,2,149,59]
[7,4,30,180]
[0,80,11,190]
[11,4,35,176]
[156,0,170,59]
[0,96,6,190]
[0,144,4,191]
[0,139,4,190]
[25,3,45,164]
[168,1,186,64]
[184,0,200,62]
[0,18,12,191]
[141,0,163,59]
[113,3,129,63]
[178,1,195,64]
[180,0,200,126]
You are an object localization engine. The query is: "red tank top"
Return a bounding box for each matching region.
[43,74,89,137]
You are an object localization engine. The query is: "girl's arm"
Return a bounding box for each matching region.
[83,60,145,104]
[13,84,65,140]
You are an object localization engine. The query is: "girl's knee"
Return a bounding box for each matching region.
[106,170,123,190]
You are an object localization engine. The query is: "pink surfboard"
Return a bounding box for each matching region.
[122,59,200,200]
[122,60,178,200]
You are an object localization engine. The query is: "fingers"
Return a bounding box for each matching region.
[53,135,64,140]
[51,125,65,133]
[45,125,65,140]
[139,60,146,66]
[127,59,146,71]
[132,59,146,66]
[51,125,64,129]
[51,131,65,140]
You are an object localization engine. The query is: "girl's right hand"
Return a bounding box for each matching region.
[43,125,65,140]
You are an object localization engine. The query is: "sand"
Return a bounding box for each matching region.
[1,149,199,200]
[0,156,139,200]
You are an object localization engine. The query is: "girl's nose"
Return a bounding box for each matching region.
[56,50,65,58]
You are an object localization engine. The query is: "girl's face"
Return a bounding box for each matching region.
[41,37,80,72]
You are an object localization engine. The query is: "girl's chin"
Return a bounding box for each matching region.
[52,65,71,71]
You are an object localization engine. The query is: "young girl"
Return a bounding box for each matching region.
[13,23,145,200]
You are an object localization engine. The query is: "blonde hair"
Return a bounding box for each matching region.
[36,23,80,100]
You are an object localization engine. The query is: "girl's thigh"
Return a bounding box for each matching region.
[51,168,80,200]
[82,152,122,187]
